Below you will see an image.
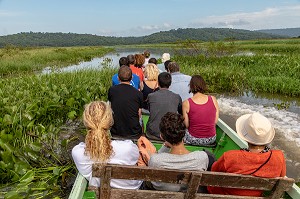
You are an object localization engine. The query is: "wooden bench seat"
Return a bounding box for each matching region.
[91,164,294,199]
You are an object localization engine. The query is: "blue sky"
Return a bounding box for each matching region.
[0,0,300,37]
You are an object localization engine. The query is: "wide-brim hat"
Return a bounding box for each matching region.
[161,53,170,63]
[236,112,275,145]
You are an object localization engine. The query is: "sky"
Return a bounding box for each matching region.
[0,0,300,37]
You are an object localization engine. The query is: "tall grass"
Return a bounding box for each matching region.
[0,45,114,77]
[173,39,300,96]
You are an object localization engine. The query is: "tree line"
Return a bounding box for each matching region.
[0,28,286,47]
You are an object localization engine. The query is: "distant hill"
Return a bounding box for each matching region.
[257,28,300,37]
[0,28,285,47]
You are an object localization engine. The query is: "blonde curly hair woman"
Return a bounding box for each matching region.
[72,101,142,188]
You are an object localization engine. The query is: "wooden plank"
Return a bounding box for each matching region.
[92,164,294,199]
[200,172,278,190]
[184,173,201,199]
[269,178,295,199]
[93,164,192,184]
[93,164,291,190]
[109,189,265,199]
[99,166,112,199]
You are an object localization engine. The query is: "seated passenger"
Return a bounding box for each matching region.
[108,66,143,138]
[148,57,157,65]
[148,112,214,192]
[208,112,286,197]
[141,63,160,110]
[167,62,193,101]
[112,57,140,90]
[182,75,219,146]
[72,101,142,188]
[156,53,170,72]
[146,72,182,140]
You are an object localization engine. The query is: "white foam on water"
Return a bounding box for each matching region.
[218,97,300,147]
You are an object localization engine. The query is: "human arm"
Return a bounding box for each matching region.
[211,96,219,124]
[138,108,142,120]
[71,143,93,181]
[203,150,216,171]
[139,81,143,91]
[177,96,183,115]
[211,154,226,172]
[182,100,190,128]
[280,152,287,177]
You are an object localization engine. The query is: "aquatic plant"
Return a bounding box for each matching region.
[0,68,116,198]
[0,46,114,77]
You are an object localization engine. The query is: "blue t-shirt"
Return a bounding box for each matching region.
[112,73,140,90]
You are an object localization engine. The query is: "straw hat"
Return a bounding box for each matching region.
[161,53,170,63]
[236,112,275,145]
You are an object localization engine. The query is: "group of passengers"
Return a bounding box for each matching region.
[72,51,286,197]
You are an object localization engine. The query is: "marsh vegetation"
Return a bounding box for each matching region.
[0,39,299,198]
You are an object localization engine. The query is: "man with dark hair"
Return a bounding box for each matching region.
[112,57,140,90]
[146,72,182,140]
[108,66,143,138]
[148,57,157,65]
[167,62,192,101]
[148,112,212,192]
[164,60,172,71]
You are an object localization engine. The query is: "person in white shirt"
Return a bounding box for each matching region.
[167,62,193,101]
[72,101,142,188]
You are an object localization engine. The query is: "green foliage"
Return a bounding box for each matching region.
[0,28,285,47]
[0,46,113,77]
[173,39,300,96]
[0,68,116,197]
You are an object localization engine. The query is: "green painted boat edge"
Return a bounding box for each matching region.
[67,118,300,199]
[217,119,248,148]
[68,172,87,199]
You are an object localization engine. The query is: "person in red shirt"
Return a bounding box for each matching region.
[127,54,144,89]
[207,112,286,197]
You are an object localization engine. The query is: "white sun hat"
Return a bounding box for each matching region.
[161,53,170,63]
[236,112,275,145]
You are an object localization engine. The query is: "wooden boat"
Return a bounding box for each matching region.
[68,116,300,199]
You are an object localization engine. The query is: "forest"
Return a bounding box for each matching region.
[0,28,286,47]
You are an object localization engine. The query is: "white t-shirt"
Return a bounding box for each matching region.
[72,140,142,188]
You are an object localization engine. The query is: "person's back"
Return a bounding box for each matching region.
[71,101,142,189]
[108,66,143,138]
[167,62,192,101]
[112,57,140,90]
[208,149,285,196]
[156,53,170,72]
[146,72,182,139]
[143,50,150,67]
[188,96,216,137]
[128,54,144,82]
[141,63,159,110]
[182,75,219,146]
[148,112,211,192]
[207,112,286,197]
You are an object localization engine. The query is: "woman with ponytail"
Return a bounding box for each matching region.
[72,101,142,188]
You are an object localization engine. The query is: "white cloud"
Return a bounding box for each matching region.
[0,10,21,17]
[190,5,300,30]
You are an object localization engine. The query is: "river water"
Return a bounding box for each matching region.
[44,48,300,182]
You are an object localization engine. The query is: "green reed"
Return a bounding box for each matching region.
[173,39,300,97]
[0,45,114,77]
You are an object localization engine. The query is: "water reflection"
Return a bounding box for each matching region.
[42,48,168,74]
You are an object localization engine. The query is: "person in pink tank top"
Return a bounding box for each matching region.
[182,75,219,145]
